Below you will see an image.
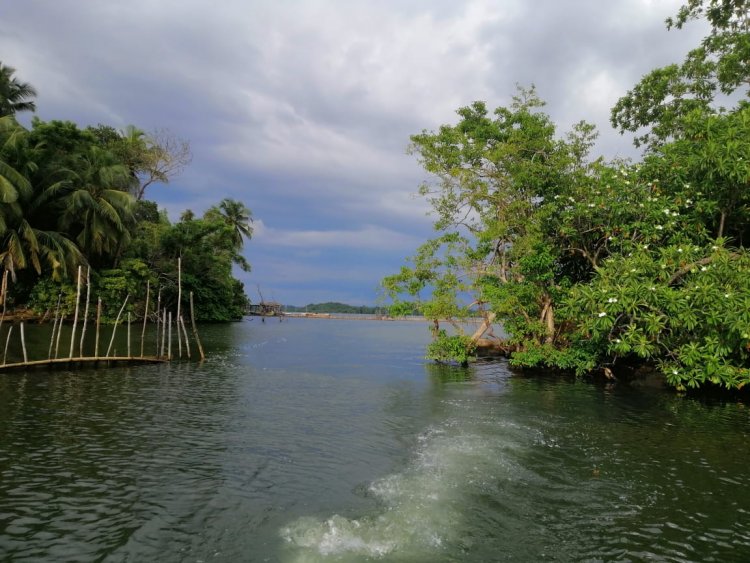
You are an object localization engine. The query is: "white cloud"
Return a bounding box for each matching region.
[253,220,421,252]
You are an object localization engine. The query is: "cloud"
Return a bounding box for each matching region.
[254,220,422,252]
[0,0,712,303]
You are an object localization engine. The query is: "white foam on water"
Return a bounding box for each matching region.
[280,412,532,562]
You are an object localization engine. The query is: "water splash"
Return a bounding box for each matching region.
[280,410,531,561]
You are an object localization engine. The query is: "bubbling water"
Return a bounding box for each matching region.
[280,400,533,562]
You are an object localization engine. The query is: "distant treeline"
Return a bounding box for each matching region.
[284,302,386,315]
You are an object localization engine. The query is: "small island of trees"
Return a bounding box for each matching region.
[0,63,253,323]
[384,0,750,391]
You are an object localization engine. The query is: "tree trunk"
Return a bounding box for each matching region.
[470,312,497,344]
[540,296,555,345]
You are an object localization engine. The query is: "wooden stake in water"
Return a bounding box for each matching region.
[177,257,182,358]
[106,294,130,358]
[180,315,191,358]
[160,308,167,358]
[167,312,172,360]
[49,293,62,360]
[190,291,205,361]
[0,270,8,340]
[3,325,12,365]
[140,280,150,357]
[20,322,27,363]
[94,297,102,358]
[79,267,91,356]
[69,265,82,359]
[54,315,65,359]
[155,288,162,357]
[127,312,131,357]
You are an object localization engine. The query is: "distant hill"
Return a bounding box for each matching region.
[283,302,384,314]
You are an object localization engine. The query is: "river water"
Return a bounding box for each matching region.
[0,318,748,562]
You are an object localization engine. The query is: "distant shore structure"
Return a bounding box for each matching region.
[248,301,283,317]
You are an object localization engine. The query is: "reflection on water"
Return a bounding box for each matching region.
[0,319,749,561]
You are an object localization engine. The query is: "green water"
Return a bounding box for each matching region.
[0,319,748,561]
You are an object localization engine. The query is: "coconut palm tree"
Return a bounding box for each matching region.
[0,121,83,280]
[0,116,31,205]
[213,198,253,248]
[204,198,253,271]
[59,146,135,261]
[0,63,37,117]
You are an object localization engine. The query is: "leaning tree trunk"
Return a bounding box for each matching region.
[540,295,555,345]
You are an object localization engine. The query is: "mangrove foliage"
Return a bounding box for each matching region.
[383,0,750,390]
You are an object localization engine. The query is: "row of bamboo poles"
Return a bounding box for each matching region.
[0,258,205,369]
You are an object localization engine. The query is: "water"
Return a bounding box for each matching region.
[0,319,749,562]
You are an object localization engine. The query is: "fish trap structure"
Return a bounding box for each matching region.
[0,259,205,373]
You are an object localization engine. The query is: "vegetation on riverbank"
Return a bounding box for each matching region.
[384,0,750,390]
[284,302,389,315]
[0,64,253,321]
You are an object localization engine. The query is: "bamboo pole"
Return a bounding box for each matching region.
[94,297,102,357]
[155,288,161,358]
[160,308,167,358]
[54,315,65,359]
[69,265,82,359]
[167,312,172,360]
[0,270,8,339]
[3,325,12,365]
[127,312,131,357]
[106,294,130,358]
[180,315,191,358]
[20,322,27,363]
[79,267,91,357]
[177,257,182,358]
[49,293,62,360]
[140,280,150,357]
[189,292,205,361]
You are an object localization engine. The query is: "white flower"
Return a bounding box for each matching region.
[630,269,637,273]
[672,369,679,375]
[598,312,607,317]
[700,266,707,272]
[712,245,718,250]
[642,244,649,249]
[588,203,595,208]
[568,197,575,202]
[614,338,622,343]
[724,293,731,298]
[655,225,664,230]
[663,209,671,215]
[677,248,683,253]
[650,287,656,291]
[607,297,618,303]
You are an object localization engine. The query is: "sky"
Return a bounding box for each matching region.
[0,0,707,306]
